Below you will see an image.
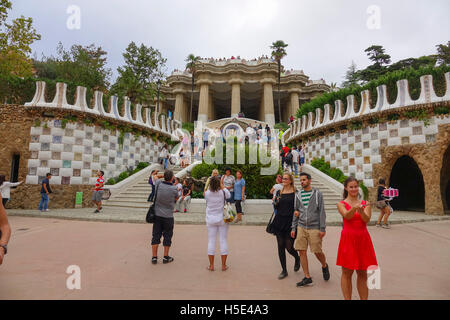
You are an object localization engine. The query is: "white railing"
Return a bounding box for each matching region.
[24,81,182,141]
[285,72,450,142]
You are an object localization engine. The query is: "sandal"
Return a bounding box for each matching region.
[206,266,215,271]
[222,265,229,271]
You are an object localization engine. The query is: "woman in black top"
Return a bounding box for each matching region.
[271,173,300,279]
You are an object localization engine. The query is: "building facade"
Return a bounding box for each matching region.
[160,58,329,125]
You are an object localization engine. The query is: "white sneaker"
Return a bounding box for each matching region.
[44,209,49,212]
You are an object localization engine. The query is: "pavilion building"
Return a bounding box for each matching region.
[157,57,329,126]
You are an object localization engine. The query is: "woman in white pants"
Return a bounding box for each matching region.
[205,176,231,271]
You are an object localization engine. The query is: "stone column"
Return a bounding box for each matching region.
[261,78,276,126]
[174,89,185,122]
[229,79,243,118]
[208,92,215,121]
[197,80,212,123]
[289,89,301,122]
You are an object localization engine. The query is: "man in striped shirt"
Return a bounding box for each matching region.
[291,172,329,287]
[92,170,105,213]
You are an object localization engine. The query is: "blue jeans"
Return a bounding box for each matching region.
[38,193,49,210]
[163,158,168,169]
[293,162,298,176]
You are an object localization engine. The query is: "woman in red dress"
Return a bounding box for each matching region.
[336,177,377,300]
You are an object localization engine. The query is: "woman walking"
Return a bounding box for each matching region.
[336,177,378,300]
[271,173,300,279]
[221,168,235,205]
[233,170,246,223]
[204,176,231,271]
[0,175,23,208]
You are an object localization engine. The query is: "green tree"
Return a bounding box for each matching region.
[0,0,41,77]
[111,42,166,104]
[357,45,391,83]
[388,55,437,72]
[436,41,450,66]
[185,54,200,122]
[34,42,112,91]
[270,40,288,122]
[341,60,359,88]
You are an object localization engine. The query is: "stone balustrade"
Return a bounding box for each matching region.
[24,81,182,141]
[284,72,450,143]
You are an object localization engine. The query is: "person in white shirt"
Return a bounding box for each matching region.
[270,175,283,200]
[204,176,231,271]
[291,146,300,178]
[0,175,22,207]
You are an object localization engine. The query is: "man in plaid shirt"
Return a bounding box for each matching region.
[92,170,105,213]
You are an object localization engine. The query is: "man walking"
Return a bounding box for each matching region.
[38,173,52,212]
[203,129,209,150]
[92,170,105,213]
[291,172,330,287]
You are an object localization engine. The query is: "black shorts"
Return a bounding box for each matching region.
[151,216,174,247]
[235,200,243,214]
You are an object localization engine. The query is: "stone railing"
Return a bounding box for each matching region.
[24,81,182,141]
[284,72,450,143]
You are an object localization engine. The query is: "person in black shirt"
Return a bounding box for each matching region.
[271,173,300,279]
[375,179,392,228]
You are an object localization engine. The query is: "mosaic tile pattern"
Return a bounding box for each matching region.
[303,116,448,187]
[26,120,161,185]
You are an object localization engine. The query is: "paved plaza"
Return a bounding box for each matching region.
[0,216,449,300]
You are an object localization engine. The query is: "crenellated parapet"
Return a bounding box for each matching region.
[24,81,182,141]
[284,72,450,143]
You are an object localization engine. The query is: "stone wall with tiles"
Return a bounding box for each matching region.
[0,104,169,209]
[301,115,450,214]
[25,119,161,186]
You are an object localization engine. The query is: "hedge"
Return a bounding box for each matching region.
[310,158,369,200]
[297,65,450,119]
[106,162,149,185]
[191,140,282,199]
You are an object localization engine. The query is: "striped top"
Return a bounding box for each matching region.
[300,190,313,208]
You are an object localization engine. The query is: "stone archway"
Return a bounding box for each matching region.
[389,155,425,211]
[441,144,450,213]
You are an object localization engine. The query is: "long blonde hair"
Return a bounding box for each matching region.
[281,173,296,193]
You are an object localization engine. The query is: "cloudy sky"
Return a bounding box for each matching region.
[10,0,450,85]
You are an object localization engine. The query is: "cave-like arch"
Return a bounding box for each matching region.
[389,155,425,211]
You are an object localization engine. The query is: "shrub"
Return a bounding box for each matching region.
[296,65,450,119]
[311,157,368,200]
[274,122,289,131]
[434,106,449,115]
[106,178,116,185]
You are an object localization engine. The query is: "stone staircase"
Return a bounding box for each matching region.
[294,167,342,214]
[102,165,185,209]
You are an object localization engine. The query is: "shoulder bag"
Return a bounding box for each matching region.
[146,184,159,223]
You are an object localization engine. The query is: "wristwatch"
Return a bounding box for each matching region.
[0,244,7,255]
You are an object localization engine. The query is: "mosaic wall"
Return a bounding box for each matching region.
[303,116,450,187]
[25,119,160,185]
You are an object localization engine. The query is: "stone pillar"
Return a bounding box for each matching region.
[208,92,215,121]
[289,89,301,122]
[174,90,185,122]
[197,80,212,123]
[261,79,276,126]
[229,79,243,117]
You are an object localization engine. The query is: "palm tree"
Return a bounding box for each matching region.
[270,40,288,123]
[185,54,200,122]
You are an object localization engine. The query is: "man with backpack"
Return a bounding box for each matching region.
[280,145,290,171]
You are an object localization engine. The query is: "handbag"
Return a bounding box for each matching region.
[266,212,275,234]
[146,184,159,223]
[101,189,111,200]
[222,190,236,223]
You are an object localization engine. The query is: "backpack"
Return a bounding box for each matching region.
[286,152,293,162]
